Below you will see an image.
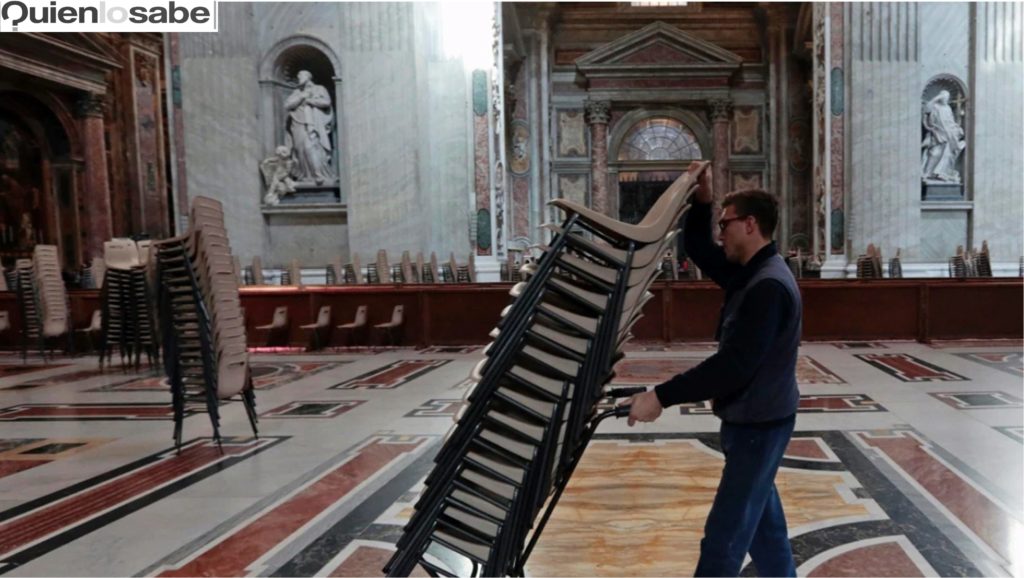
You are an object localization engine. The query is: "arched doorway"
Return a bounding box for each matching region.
[0,91,78,268]
[610,112,708,224]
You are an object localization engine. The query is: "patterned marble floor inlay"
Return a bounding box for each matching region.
[993,426,1024,443]
[679,394,885,415]
[853,430,1022,574]
[622,341,719,352]
[0,342,1018,577]
[953,352,1024,377]
[520,431,988,577]
[855,353,968,382]
[798,356,847,384]
[260,400,365,419]
[0,438,112,480]
[0,403,191,421]
[613,356,846,386]
[0,437,285,574]
[927,340,1024,350]
[831,342,890,349]
[86,362,347,392]
[612,358,701,385]
[416,346,481,354]
[929,391,1024,410]
[147,435,430,577]
[1,369,110,390]
[0,364,70,378]
[404,399,462,418]
[330,360,451,390]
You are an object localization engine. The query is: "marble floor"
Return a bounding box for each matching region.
[0,340,1021,577]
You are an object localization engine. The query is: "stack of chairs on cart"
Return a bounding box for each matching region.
[153,196,258,450]
[384,162,707,577]
[98,239,159,370]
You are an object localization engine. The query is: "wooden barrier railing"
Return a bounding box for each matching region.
[0,278,1019,349]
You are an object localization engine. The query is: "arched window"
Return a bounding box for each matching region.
[617,116,702,161]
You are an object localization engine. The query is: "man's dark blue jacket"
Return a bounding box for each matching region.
[654,201,802,424]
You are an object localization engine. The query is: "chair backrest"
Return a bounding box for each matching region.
[252,256,264,285]
[353,305,368,326]
[104,239,141,270]
[317,305,331,326]
[390,304,404,324]
[352,254,364,284]
[377,249,391,284]
[272,306,288,327]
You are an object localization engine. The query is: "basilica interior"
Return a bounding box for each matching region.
[0,2,1021,577]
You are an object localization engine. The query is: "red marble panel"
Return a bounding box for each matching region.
[329,545,427,577]
[612,358,701,384]
[784,439,830,461]
[0,364,71,378]
[0,403,175,420]
[0,460,46,479]
[808,540,924,577]
[857,431,1023,566]
[159,439,424,577]
[0,440,260,558]
[512,176,530,239]
[332,360,450,390]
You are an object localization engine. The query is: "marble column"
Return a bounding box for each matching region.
[585,100,611,216]
[75,93,113,262]
[709,98,732,210]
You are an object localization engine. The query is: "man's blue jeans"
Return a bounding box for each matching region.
[694,415,797,577]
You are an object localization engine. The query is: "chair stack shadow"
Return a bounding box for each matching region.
[383,161,708,577]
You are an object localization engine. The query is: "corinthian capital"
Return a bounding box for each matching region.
[75,93,106,118]
[584,100,611,125]
[709,99,733,122]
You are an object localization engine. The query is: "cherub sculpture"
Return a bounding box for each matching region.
[260,145,297,205]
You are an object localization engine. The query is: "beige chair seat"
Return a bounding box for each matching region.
[546,161,705,245]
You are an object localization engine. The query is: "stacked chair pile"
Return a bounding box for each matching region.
[98,239,159,370]
[153,196,258,450]
[13,258,42,359]
[14,246,73,359]
[384,161,708,577]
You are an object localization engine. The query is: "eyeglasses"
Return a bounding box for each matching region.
[717,216,746,232]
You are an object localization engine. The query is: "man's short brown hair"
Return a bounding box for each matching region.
[722,189,779,238]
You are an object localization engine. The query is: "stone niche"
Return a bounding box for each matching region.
[920,74,968,201]
[258,37,343,210]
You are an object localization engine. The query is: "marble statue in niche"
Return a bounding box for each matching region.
[921,89,966,184]
[284,70,335,185]
[260,145,297,205]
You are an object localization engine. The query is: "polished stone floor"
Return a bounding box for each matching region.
[0,340,1020,577]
